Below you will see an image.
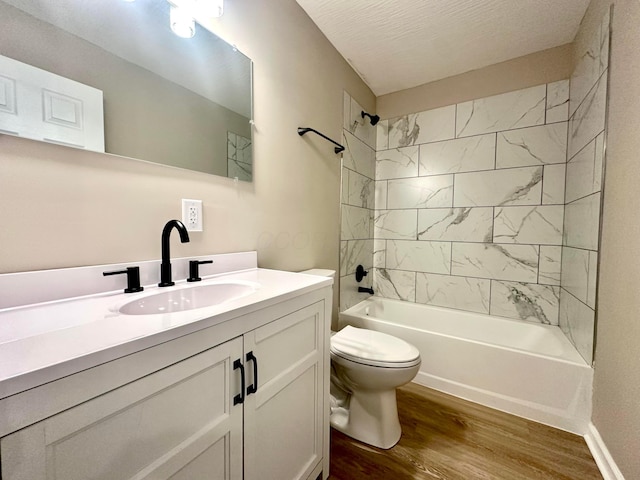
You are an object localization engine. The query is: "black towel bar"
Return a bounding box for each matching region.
[297,127,345,154]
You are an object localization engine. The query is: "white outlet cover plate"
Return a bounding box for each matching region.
[182,199,203,232]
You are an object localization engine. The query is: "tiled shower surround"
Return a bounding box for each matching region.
[340,12,609,364]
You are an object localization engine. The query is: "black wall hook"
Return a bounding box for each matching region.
[298,127,345,154]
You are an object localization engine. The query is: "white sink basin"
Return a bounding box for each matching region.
[119,281,259,315]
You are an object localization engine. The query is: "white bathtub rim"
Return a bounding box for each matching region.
[339,311,588,368]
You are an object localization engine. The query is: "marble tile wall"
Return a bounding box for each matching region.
[340,93,376,311]
[369,80,569,326]
[560,10,610,364]
[339,10,609,364]
[227,132,252,181]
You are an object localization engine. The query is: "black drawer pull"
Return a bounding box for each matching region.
[233,359,245,405]
[246,351,258,395]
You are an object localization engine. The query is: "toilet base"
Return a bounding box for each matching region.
[330,388,402,449]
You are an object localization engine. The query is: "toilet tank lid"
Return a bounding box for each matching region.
[299,269,336,278]
[331,325,420,364]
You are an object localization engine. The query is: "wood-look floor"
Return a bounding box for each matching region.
[329,383,602,480]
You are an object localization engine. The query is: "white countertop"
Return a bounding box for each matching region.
[0,267,332,399]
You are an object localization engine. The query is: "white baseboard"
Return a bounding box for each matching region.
[584,422,626,480]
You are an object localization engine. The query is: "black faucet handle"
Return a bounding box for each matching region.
[103,266,144,293]
[355,265,368,282]
[187,260,213,282]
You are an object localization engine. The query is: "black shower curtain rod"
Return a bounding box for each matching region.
[297,127,345,154]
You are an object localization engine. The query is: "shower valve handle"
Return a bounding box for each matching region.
[355,265,368,282]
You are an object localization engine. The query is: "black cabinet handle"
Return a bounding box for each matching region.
[233,359,245,405]
[246,351,258,395]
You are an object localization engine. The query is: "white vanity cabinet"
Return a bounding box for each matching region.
[0,294,329,480]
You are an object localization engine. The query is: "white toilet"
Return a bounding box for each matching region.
[299,269,421,449]
[330,325,420,449]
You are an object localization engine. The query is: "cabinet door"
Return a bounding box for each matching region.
[1,337,244,480]
[244,302,324,480]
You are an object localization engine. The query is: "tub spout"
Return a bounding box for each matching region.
[358,286,374,295]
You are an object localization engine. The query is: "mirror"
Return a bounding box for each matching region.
[0,0,253,181]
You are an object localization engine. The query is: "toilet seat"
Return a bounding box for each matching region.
[331,326,420,368]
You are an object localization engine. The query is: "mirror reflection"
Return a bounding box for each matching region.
[0,0,253,181]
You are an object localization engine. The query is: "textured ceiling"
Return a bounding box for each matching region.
[296,0,590,96]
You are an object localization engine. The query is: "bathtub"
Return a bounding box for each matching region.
[339,297,593,434]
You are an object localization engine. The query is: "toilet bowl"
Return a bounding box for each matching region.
[297,269,420,449]
[329,325,421,449]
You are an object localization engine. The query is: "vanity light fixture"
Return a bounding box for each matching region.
[170,5,196,38]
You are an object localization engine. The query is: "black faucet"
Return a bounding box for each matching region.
[158,219,190,287]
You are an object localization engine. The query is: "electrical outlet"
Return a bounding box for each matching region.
[182,199,203,232]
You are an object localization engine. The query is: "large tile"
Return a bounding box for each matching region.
[386,240,451,274]
[559,289,595,364]
[373,239,386,268]
[227,132,237,161]
[342,131,375,180]
[228,159,252,182]
[416,273,490,314]
[566,139,602,203]
[493,205,564,245]
[451,243,539,283]
[419,134,495,176]
[376,119,389,151]
[376,146,419,180]
[346,170,374,209]
[387,176,453,209]
[587,251,598,309]
[570,11,608,117]
[342,205,371,240]
[340,241,348,277]
[341,167,349,203]
[375,181,388,209]
[594,132,605,192]
[490,281,560,325]
[564,192,601,250]
[546,80,569,123]
[599,9,610,75]
[236,134,252,164]
[496,123,567,168]
[542,164,566,205]
[388,105,456,148]
[342,240,374,277]
[456,85,546,138]
[568,73,607,159]
[417,207,493,242]
[453,166,542,207]
[539,246,562,286]
[560,246,589,304]
[374,209,417,240]
[373,268,416,302]
[340,274,370,312]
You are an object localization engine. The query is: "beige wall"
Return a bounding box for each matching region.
[0,0,375,330]
[377,44,572,119]
[579,0,640,478]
